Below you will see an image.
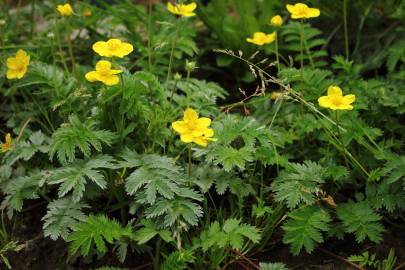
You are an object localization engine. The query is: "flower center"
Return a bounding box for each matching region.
[108,41,120,51]
[330,96,343,106]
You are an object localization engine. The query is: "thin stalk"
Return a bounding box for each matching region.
[335,111,349,168]
[166,19,180,83]
[54,17,69,73]
[299,20,304,71]
[185,69,191,107]
[343,0,350,59]
[188,144,192,176]
[30,0,36,39]
[64,18,75,72]
[153,238,161,270]
[147,0,153,72]
[275,32,280,73]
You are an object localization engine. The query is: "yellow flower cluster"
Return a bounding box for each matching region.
[172,108,217,147]
[85,39,133,86]
[167,2,197,17]
[1,133,12,153]
[6,50,30,80]
[318,86,356,110]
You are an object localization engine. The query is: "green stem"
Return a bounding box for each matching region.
[54,17,69,73]
[275,32,280,73]
[299,21,304,71]
[343,0,350,59]
[64,18,75,73]
[147,0,153,72]
[166,19,180,83]
[335,111,349,168]
[185,70,191,107]
[30,0,36,39]
[188,144,192,176]
[153,238,161,270]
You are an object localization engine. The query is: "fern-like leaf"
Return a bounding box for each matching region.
[42,197,89,240]
[160,250,195,270]
[68,215,135,256]
[48,155,116,202]
[336,201,384,243]
[49,115,115,164]
[199,218,261,251]
[272,161,326,209]
[282,205,331,255]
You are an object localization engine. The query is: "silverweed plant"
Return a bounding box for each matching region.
[0,0,404,269]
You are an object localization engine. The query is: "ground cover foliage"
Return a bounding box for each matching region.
[0,0,404,269]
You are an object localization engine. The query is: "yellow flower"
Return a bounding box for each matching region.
[318,85,355,110]
[85,60,122,86]
[246,32,276,46]
[57,3,73,16]
[270,15,283,27]
[92,39,134,58]
[6,49,30,80]
[286,3,320,19]
[172,108,217,147]
[167,2,197,17]
[1,133,12,153]
[83,9,92,17]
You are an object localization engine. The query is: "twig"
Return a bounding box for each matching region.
[15,118,32,144]
[394,262,405,270]
[132,263,152,270]
[231,249,260,270]
[317,247,366,270]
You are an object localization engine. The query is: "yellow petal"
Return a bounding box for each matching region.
[318,96,332,109]
[180,133,193,143]
[102,75,120,86]
[172,121,188,133]
[5,133,11,145]
[286,4,295,13]
[327,85,342,96]
[192,130,204,137]
[96,60,112,71]
[118,42,134,57]
[183,108,198,122]
[183,2,197,12]
[343,94,356,104]
[180,11,196,17]
[167,2,176,14]
[6,58,18,69]
[203,128,214,137]
[197,117,211,128]
[92,41,109,57]
[85,71,98,82]
[308,8,320,18]
[193,136,208,147]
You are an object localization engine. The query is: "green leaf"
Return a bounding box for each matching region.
[282,206,331,255]
[42,197,89,240]
[68,215,135,256]
[337,201,384,243]
[49,115,115,164]
[133,220,172,245]
[259,262,289,270]
[272,161,326,209]
[198,218,261,251]
[48,155,115,202]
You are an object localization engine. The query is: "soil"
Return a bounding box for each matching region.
[4,200,405,270]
